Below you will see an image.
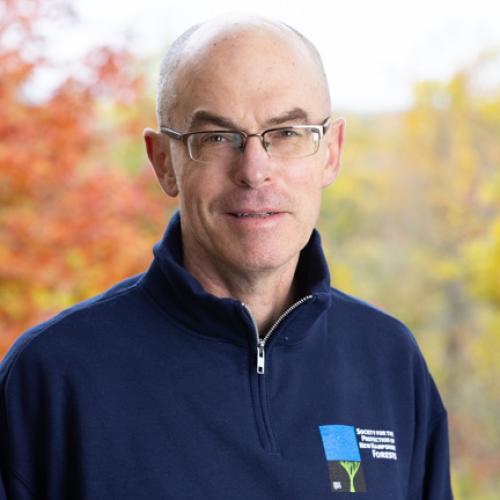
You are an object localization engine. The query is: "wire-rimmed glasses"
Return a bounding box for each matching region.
[160,117,331,163]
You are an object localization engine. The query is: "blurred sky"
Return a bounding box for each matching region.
[42,0,500,112]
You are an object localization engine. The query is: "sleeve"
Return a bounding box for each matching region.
[1,385,36,499]
[407,376,454,500]
[1,323,77,500]
[421,411,453,500]
[0,337,38,500]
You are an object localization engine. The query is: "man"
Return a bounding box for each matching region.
[0,15,452,499]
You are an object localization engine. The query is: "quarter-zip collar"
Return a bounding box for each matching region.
[140,211,332,346]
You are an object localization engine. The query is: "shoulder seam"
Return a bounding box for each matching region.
[427,408,448,430]
[3,280,142,393]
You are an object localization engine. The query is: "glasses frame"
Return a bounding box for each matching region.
[160,117,331,162]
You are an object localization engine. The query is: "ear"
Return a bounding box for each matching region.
[321,117,345,188]
[144,128,179,197]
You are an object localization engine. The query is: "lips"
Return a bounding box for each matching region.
[232,211,277,218]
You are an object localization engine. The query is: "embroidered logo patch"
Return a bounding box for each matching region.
[319,425,367,493]
[319,424,398,493]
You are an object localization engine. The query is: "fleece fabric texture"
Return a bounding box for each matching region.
[0,212,453,499]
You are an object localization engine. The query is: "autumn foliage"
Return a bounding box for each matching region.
[0,0,172,352]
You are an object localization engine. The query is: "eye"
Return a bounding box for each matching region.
[269,128,305,141]
[279,128,300,138]
[200,132,231,144]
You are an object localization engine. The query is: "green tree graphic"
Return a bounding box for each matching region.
[340,461,361,492]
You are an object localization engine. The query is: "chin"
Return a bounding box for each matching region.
[222,245,300,275]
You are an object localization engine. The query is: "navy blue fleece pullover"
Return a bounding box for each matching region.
[0,213,452,499]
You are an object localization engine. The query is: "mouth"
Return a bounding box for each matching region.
[230,211,278,218]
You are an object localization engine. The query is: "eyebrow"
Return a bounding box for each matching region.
[187,107,312,131]
[188,111,239,131]
[263,108,311,127]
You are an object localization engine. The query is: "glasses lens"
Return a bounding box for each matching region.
[263,127,320,159]
[187,132,243,162]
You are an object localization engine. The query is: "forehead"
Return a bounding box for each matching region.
[171,25,330,128]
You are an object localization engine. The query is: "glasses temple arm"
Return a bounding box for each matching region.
[160,127,183,141]
[321,117,332,133]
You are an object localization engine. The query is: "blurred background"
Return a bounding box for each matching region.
[1,0,499,497]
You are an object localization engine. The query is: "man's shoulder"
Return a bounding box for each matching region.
[326,286,420,351]
[0,273,146,380]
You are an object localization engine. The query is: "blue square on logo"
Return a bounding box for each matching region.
[319,425,361,462]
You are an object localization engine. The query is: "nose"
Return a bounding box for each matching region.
[232,135,272,189]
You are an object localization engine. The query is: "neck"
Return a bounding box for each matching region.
[183,252,299,336]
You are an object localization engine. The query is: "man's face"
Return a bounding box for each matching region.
[149,28,343,280]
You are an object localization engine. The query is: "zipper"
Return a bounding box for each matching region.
[242,295,313,375]
[242,295,314,454]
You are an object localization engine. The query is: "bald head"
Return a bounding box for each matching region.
[156,15,331,127]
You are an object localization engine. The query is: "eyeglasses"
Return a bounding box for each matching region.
[160,117,331,163]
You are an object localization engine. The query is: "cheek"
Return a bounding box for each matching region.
[289,166,325,223]
[287,162,325,197]
[178,166,224,214]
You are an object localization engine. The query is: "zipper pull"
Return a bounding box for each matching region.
[257,340,265,375]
